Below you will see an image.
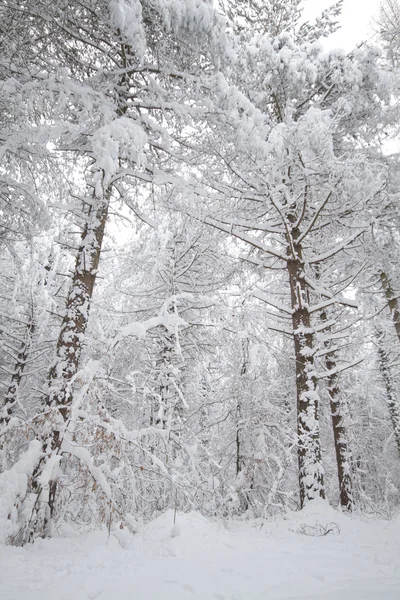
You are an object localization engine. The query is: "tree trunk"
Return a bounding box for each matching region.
[376,330,400,457]
[47,190,110,418]
[1,315,35,427]
[0,314,36,474]
[236,341,248,478]
[1,258,52,429]
[380,270,400,344]
[236,337,253,511]
[152,326,179,431]
[16,186,111,545]
[287,233,325,507]
[320,309,353,510]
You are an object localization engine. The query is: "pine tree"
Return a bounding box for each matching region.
[3,0,231,544]
[192,2,388,506]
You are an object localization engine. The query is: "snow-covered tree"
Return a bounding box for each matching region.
[189,2,389,507]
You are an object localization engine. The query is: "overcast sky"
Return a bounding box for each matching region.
[304,0,382,50]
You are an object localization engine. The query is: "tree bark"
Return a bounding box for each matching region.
[1,316,35,427]
[0,314,36,474]
[47,190,110,421]
[380,270,400,344]
[320,309,353,511]
[235,337,253,511]
[17,186,111,545]
[376,330,400,457]
[152,326,181,431]
[287,233,325,507]
[1,259,52,429]
[236,340,248,477]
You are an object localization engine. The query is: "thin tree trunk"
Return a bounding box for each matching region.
[287,230,325,507]
[235,399,242,477]
[236,342,247,477]
[0,314,36,474]
[152,327,177,430]
[1,315,35,427]
[376,330,400,457]
[1,259,53,473]
[320,309,353,511]
[380,270,400,344]
[1,259,52,428]
[236,337,253,511]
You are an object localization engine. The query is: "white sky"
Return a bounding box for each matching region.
[303,0,382,50]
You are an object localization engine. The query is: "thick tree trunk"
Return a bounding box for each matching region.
[47,191,110,419]
[380,271,400,344]
[287,232,325,507]
[376,330,400,457]
[16,187,111,545]
[319,308,353,511]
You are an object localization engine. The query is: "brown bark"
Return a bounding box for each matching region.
[47,189,110,426]
[1,316,35,426]
[235,337,254,511]
[1,258,53,428]
[236,340,248,477]
[380,270,400,344]
[320,309,353,511]
[376,330,400,457]
[16,188,111,545]
[10,37,134,543]
[287,226,325,507]
[151,327,180,430]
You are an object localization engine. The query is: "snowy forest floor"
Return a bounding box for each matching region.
[1,500,400,600]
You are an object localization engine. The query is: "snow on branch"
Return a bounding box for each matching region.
[113,296,188,346]
[309,229,366,264]
[304,275,335,299]
[314,320,337,332]
[92,117,148,193]
[0,440,43,543]
[204,216,288,262]
[316,358,364,379]
[61,438,112,499]
[253,289,293,315]
[308,297,358,313]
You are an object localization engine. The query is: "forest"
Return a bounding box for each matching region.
[1,0,400,557]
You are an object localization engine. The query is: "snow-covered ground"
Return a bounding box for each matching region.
[1,500,399,600]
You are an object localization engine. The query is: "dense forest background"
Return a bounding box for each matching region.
[1,0,400,547]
